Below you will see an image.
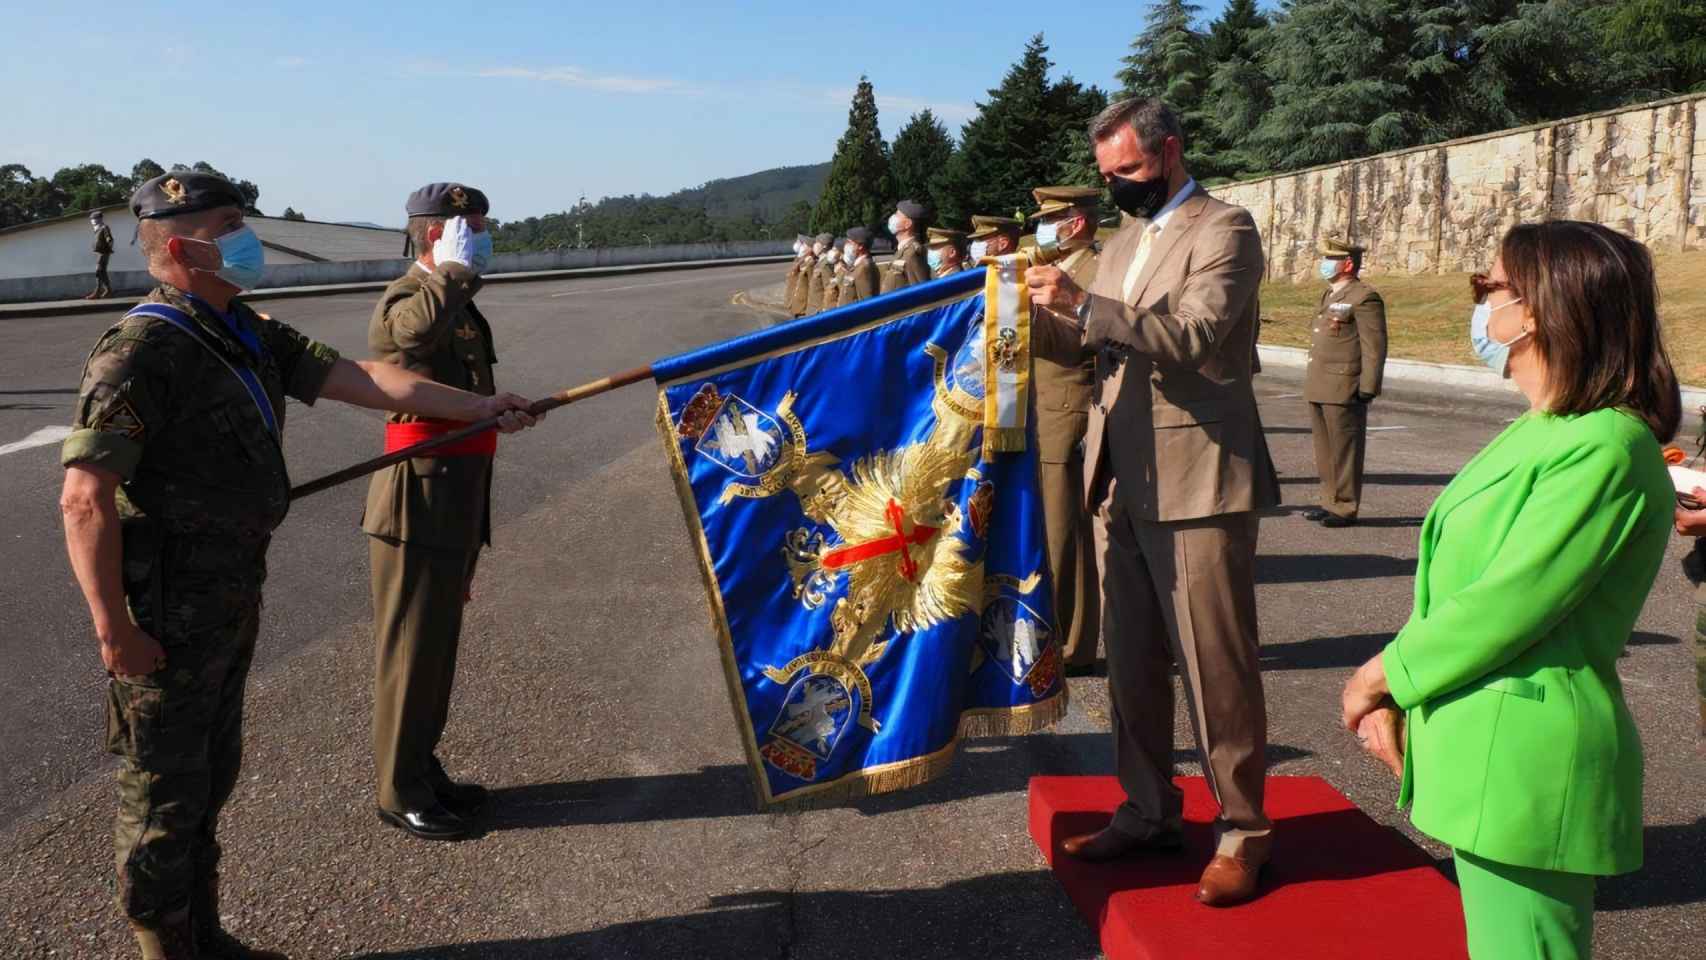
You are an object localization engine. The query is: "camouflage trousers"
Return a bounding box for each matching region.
[106,591,259,924]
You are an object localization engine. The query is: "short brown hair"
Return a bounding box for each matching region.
[407,216,444,258]
[1499,220,1680,442]
[1089,97,1185,156]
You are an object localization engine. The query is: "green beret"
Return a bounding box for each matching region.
[130,172,247,220]
[406,182,490,219]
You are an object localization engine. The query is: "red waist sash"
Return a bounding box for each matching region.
[384,419,497,457]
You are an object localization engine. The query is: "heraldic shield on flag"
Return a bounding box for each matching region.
[651,262,1065,807]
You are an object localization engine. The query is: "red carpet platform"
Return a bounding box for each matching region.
[1029,776,1467,960]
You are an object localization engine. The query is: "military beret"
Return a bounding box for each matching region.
[926,227,967,247]
[131,172,248,220]
[1029,185,1101,221]
[815,232,833,246]
[1319,235,1365,258]
[847,226,874,246]
[406,182,490,219]
[895,199,928,221]
[967,215,1022,241]
[89,210,104,221]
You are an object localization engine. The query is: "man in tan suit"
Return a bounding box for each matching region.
[1028,185,1103,673]
[926,227,969,277]
[1303,237,1387,527]
[1028,97,1280,907]
[881,200,931,294]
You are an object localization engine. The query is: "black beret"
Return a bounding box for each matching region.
[896,200,927,221]
[406,182,490,218]
[131,172,247,220]
[814,232,833,246]
[847,226,874,246]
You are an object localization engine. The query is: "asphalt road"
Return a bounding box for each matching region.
[1,265,1702,958]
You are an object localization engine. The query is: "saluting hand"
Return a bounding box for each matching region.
[479,392,543,433]
[1025,265,1088,322]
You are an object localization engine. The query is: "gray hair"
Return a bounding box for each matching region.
[137,219,172,269]
[1088,97,1185,156]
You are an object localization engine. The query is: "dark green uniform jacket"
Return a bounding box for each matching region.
[361,262,498,551]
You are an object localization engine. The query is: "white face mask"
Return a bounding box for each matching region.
[827,248,840,263]
[969,240,988,261]
[888,214,904,236]
[844,244,858,262]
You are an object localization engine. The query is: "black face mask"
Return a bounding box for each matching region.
[1107,162,1172,219]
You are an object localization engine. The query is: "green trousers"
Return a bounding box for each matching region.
[369,536,478,812]
[1455,849,1595,959]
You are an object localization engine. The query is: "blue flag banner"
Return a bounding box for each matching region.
[652,266,1065,807]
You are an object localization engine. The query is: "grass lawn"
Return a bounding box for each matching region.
[1257,249,1706,386]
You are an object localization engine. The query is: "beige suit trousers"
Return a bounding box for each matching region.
[1094,491,1272,859]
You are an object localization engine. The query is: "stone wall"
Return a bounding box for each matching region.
[1212,93,1706,281]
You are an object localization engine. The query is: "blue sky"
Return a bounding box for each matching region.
[5,1,1234,226]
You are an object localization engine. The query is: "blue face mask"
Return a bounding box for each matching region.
[1470,298,1527,376]
[193,226,266,291]
[1036,221,1060,252]
[927,248,943,271]
[470,230,494,275]
[1318,258,1340,281]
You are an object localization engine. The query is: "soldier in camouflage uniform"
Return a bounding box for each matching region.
[87,210,115,299]
[59,172,537,960]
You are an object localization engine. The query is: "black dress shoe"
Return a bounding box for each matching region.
[377,804,471,841]
[1064,663,1098,678]
[1301,508,1329,521]
[435,781,489,818]
[1321,514,1357,528]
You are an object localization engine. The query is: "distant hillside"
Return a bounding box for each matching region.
[671,163,831,223]
[494,161,829,251]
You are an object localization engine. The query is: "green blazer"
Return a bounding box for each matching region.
[1382,407,1672,876]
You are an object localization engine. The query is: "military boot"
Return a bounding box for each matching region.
[130,907,199,959]
[194,870,288,960]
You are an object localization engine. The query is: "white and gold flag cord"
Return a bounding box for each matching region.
[980,253,1032,458]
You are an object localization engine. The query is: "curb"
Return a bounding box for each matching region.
[1,254,795,320]
[1258,344,1706,413]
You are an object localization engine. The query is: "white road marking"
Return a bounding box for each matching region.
[1366,426,1409,432]
[0,425,72,457]
[1271,393,1301,400]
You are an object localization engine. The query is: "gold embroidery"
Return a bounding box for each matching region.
[449,186,469,209]
[161,178,188,205]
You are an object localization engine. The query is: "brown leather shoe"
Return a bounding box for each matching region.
[1195,854,1264,907]
[1060,826,1183,863]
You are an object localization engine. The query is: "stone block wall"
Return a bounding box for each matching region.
[1210,93,1706,281]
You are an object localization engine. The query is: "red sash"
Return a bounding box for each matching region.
[384,419,497,457]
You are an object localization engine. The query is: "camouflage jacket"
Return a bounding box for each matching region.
[63,284,340,575]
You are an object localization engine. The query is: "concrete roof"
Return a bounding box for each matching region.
[249,218,403,262]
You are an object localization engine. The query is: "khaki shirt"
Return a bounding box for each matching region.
[1032,245,1100,463]
[361,262,499,551]
[880,238,930,294]
[1303,279,1388,405]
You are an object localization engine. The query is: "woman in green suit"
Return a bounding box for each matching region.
[1341,221,1681,959]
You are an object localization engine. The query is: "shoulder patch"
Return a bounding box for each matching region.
[90,396,145,439]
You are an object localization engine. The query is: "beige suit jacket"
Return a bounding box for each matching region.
[1034,184,1280,522]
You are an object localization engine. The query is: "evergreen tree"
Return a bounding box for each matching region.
[1202,0,1271,179]
[1246,0,1422,170]
[1591,0,1705,95]
[935,35,1105,226]
[1117,1,1214,174]
[889,109,956,221]
[812,76,895,234]
[281,207,307,221]
[130,158,165,185]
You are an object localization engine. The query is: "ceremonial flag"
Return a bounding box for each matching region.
[651,264,1066,807]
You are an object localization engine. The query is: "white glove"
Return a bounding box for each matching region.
[432,216,478,269]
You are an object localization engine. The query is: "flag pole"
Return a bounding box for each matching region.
[289,364,654,501]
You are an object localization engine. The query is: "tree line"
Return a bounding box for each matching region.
[0,160,262,229]
[810,0,1706,236]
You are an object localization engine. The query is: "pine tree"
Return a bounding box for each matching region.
[889,110,956,222]
[1117,1,1214,174]
[935,35,1106,226]
[812,77,895,234]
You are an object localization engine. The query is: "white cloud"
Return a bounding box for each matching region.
[475,65,688,95]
